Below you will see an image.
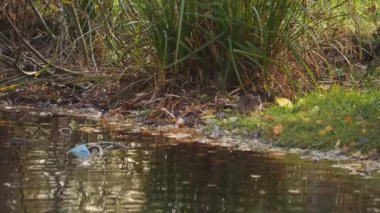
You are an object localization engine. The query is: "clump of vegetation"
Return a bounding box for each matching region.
[0,0,379,156]
[0,0,379,101]
[223,87,380,154]
[133,0,313,94]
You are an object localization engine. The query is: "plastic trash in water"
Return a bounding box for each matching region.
[68,142,126,162]
[67,144,91,158]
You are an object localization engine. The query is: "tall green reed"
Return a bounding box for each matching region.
[132,0,316,93]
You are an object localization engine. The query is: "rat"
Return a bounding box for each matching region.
[238,94,262,114]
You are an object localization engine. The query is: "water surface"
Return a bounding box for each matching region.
[0,110,379,212]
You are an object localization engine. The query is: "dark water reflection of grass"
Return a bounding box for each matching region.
[0,111,379,212]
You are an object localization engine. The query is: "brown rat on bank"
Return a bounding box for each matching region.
[238,94,262,114]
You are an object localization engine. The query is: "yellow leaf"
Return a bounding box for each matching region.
[315,120,323,125]
[361,128,367,134]
[273,124,283,136]
[302,117,311,123]
[335,140,341,149]
[320,125,333,136]
[0,84,19,92]
[318,85,331,90]
[310,106,320,113]
[275,97,293,109]
[48,3,60,12]
[79,126,97,133]
[62,0,73,5]
[319,129,326,136]
[201,114,215,120]
[324,125,333,132]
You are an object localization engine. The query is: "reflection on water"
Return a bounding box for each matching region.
[0,111,379,212]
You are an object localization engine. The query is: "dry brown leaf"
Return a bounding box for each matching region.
[264,115,274,121]
[344,116,353,124]
[273,124,283,136]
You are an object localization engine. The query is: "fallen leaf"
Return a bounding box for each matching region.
[264,115,274,121]
[302,117,311,123]
[273,124,283,136]
[361,128,367,135]
[344,116,353,124]
[310,106,320,113]
[0,84,19,92]
[335,140,341,149]
[319,129,327,136]
[324,125,333,132]
[315,120,323,125]
[201,114,216,120]
[62,0,73,5]
[319,125,333,136]
[79,126,98,133]
[319,85,331,90]
[275,97,293,109]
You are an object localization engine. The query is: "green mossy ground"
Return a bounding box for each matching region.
[218,87,380,155]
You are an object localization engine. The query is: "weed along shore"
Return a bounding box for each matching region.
[1,86,379,167]
[205,87,380,161]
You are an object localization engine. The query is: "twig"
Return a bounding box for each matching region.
[161,107,176,119]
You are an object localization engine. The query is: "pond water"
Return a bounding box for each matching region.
[0,110,379,212]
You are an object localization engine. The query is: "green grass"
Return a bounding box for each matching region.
[4,0,380,98]
[131,0,317,91]
[223,87,380,154]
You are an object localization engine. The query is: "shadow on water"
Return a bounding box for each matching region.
[0,110,379,212]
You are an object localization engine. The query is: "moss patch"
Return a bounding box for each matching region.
[221,87,380,154]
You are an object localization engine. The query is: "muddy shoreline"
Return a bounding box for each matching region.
[1,104,379,176]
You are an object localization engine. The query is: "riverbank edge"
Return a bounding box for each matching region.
[1,104,379,176]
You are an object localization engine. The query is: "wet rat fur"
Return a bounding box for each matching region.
[238,94,262,113]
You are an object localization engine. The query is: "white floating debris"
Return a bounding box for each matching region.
[126,157,135,163]
[259,190,266,195]
[39,111,53,117]
[288,189,300,194]
[250,174,261,179]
